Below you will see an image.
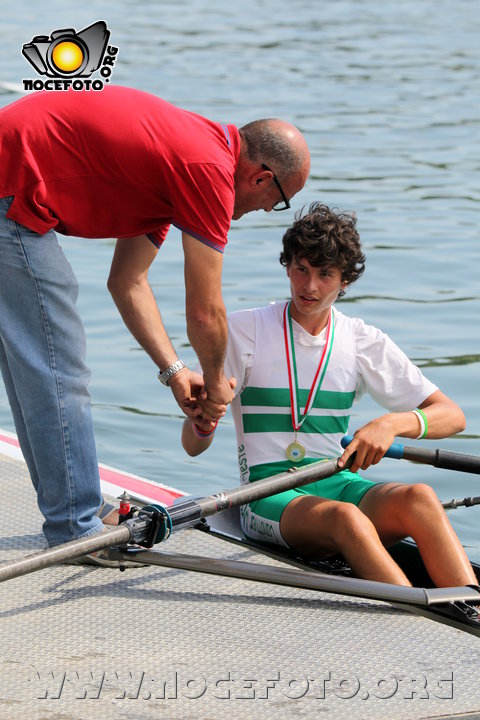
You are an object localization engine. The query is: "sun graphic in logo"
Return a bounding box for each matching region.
[51,41,85,74]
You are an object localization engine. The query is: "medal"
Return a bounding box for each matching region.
[286,440,306,462]
[283,302,335,462]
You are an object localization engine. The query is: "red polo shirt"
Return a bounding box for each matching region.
[0,86,240,252]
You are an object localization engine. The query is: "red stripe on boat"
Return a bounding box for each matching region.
[0,432,20,447]
[0,430,185,504]
[99,466,184,504]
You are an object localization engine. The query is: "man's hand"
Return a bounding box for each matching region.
[198,375,237,421]
[168,368,205,421]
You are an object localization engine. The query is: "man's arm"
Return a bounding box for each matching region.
[107,234,204,419]
[338,390,466,473]
[182,232,235,412]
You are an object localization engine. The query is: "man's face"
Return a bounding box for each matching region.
[232,167,306,220]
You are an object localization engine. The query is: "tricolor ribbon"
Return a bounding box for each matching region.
[283,301,335,433]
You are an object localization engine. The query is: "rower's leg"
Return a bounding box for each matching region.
[359,483,477,588]
[279,495,411,585]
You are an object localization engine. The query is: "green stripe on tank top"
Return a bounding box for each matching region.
[240,387,355,410]
[242,413,349,434]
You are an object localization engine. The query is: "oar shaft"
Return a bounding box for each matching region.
[0,525,131,583]
[0,458,347,582]
[402,447,480,475]
[168,457,348,528]
[341,436,480,475]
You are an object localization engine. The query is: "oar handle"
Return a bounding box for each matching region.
[341,436,480,475]
[341,435,405,460]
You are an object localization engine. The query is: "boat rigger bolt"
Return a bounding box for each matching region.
[118,491,131,518]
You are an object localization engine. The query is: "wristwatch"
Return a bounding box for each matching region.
[157,359,186,386]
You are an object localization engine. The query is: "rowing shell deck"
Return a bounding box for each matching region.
[1,441,480,720]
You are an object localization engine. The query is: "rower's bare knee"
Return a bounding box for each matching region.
[330,502,376,547]
[393,483,442,530]
[399,483,439,512]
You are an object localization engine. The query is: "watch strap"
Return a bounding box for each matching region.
[157,359,186,386]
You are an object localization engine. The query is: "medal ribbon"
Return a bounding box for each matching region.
[283,301,335,433]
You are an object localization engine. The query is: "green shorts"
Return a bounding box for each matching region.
[239,470,376,548]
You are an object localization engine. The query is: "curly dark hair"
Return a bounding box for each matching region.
[279,202,365,296]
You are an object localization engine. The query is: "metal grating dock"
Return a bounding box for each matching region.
[1,450,480,720]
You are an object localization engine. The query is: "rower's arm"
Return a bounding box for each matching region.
[181,417,216,456]
[339,390,466,473]
[417,390,466,437]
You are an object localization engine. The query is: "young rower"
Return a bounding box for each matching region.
[182,203,476,588]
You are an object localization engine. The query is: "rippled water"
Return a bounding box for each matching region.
[1,1,479,555]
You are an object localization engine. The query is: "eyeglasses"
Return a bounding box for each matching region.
[261,163,291,211]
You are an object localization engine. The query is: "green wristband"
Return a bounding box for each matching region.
[414,408,428,439]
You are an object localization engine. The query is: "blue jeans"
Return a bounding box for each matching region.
[0,197,103,546]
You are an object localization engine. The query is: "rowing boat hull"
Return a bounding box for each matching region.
[1,428,479,636]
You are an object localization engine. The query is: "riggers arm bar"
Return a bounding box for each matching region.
[107,548,480,609]
[442,495,480,510]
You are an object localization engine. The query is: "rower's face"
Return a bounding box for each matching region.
[287,257,346,319]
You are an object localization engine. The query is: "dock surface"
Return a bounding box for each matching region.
[1,447,480,720]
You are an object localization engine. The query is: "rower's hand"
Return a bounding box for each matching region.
[191,415,217,434]
[338,417,396,473]
[199,375,236,421]
[168,367,204,421]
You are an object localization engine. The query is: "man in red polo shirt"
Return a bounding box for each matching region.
[0,85,310,548]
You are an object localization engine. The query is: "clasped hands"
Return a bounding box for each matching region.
[168,367,236,430]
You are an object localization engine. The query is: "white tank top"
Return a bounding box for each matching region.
[230,302,358,483]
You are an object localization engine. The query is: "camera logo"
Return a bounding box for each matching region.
[22,21,118,91]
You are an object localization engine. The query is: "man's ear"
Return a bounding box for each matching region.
[253,167,271,187]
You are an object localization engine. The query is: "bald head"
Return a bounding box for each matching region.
[238,118,310,183]
[233,119,310,219]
